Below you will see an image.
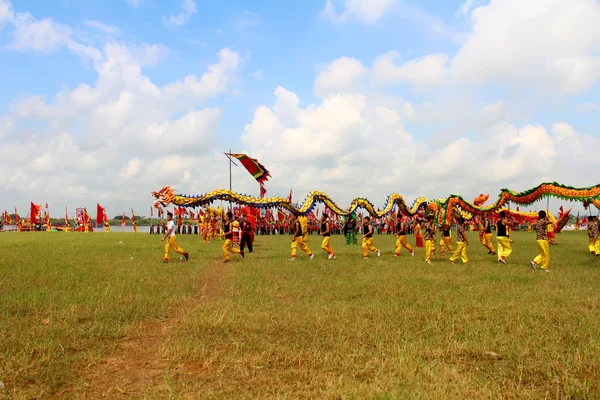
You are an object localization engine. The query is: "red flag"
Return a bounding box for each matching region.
[65,207,69,226]
[45,203,48,209]
[96,203,105,224]
[150,206,154,217]
[288,189,292,203]
[4,211,11,225]
[30,202,42,224]
[122,212,126,228]
[131,209,136,224]
[15,208,19,225]
[225,153,271,183]
[158,206,163,218]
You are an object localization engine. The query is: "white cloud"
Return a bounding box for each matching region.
[0,43,244,212]
[315,57,367,97]
[84,20,120,34]
[163,0,197,27]
[451,0,600,94]
[234,79,600,208]
[0,0,14,28]
[119,158,142,180]
[7,11,103,62]
[320,0,396,24]
[372,51,448,87]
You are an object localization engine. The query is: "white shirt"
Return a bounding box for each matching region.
[167,220,175,237]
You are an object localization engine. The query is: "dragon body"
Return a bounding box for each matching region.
[152,182,600,228]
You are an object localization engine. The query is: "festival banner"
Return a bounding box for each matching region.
[225,153,271,183]
[30,202,42,225]
[121,212,126,229]
[96,203,106,224]
[4,211,11,225]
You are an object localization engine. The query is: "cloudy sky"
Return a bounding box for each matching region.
[1,0,600,217]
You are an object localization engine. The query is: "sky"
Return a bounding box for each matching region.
[1,0,600,218]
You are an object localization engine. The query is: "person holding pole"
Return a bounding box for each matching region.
[289,213,314,261]
[496,210,513,264]
[362,216,380,259]
[530,210,552,272]
[162,212,188,263]
[223,211,244,263]
[450,217,469,264]
[320,213,336,259]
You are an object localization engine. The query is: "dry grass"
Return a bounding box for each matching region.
[1,231,599,399]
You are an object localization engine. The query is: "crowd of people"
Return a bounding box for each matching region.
[158,209,571,273]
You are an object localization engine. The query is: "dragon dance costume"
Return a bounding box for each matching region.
[343,213,358,245]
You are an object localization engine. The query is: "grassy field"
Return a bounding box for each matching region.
[1,230,599,399]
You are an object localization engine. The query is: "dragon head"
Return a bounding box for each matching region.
[473,193,489,206]
[152,186,175,207]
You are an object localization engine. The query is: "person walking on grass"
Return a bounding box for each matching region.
[289,214,314,261]
[496,211,513,264]
[320,213,336,260]
[362,216,380,259]
[162,212,188,263]
[394,213,414,257]
[450,217,469,264]
[240,218,253,255]
[587,216,598,255]
[438,226,454,256]
[482,212,497,255]
[530,210,552,272]
[423,215,435,264]
[222,211,243,263]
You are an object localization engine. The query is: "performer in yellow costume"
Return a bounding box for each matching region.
[530,211,552,272]
[394,213,414,257]
[587,216,598,255]
[289,214,313,261]
[362,216,380,259]
[423,215,435,263]
[496,211,512,264]
[438,227,453,256]
[319,214,335,259]
[450,217,469,264]
[162,212,188,263]
[481,213,496,255]
[222,211,244,263]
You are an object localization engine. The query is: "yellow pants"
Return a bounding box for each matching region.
[497,236,512,260]
[450,242,468,263]
[439,236,453,254]
[164,235,185,260]
[292,236,311,257]
[588,238,598,254]
[222,239,241,261]
[321,236,333,254]
[534,240,550,270]
[362,237,378,257]
[483,233,495,252]
[395,235,413,255]
[425,240,434,262]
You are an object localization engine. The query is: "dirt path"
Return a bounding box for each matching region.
[58,260,229,398]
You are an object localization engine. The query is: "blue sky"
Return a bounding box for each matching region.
[1,0,600,216]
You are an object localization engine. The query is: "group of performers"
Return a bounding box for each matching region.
[161,209,558,272]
